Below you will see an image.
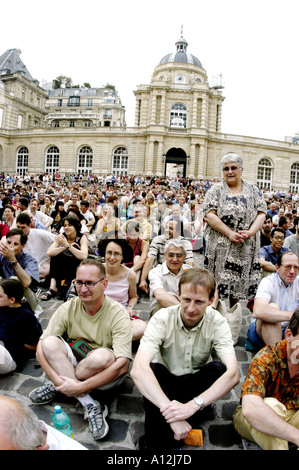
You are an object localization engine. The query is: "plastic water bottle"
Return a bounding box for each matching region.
[52,405,74,438]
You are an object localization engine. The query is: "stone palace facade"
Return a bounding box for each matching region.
[1,37,299,191]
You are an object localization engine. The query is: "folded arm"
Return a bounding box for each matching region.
[130,349,191,440]
[241,394,299,447]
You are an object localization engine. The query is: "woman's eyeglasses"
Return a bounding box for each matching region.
[105,251,122,258]
[223,166,240,172]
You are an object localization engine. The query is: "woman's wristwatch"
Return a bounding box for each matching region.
[128,304,135,310]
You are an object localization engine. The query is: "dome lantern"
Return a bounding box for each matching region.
[159,37,203,68]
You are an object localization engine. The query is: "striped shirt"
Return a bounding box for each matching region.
[148,235,194,265]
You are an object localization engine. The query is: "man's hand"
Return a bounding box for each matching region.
[139,279,148,293]
[160,399,196,423]
[169,420,192,441]
[56,376,86,397]
[0,241,16,262]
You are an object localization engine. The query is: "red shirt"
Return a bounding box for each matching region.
[0,223,9,239]
[241,340,298,409]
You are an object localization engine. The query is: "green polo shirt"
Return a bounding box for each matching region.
[41,295,132,360]
[139,304,234,376]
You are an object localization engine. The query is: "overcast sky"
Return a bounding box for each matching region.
[2,0,299,141]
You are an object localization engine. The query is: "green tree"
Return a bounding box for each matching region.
[103,83,115,91]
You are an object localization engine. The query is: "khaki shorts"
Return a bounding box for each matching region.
[58,336,127,390]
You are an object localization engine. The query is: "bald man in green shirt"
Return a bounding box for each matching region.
[29,259,132,441]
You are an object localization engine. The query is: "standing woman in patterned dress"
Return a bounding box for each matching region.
[203,153,267,308]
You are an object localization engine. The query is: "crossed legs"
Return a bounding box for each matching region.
[37,336,115,396]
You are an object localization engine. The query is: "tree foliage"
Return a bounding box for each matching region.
[55,76,91,89]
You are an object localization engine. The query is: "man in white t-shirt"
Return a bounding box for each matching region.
[29,199,53,231]
[16,212,55,279]
[65,192,81,210]
[162,204,190,233]
[80,200,95,232]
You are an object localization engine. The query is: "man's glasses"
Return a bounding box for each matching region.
[281,265,299,272]
[74,278,105,289]
[272,236,284,241]
[167,253,185,259]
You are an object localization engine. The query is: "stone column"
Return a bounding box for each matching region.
[150,94,156,125]
[160,93,166,126]
[201,96,207,129]
[187,143,196,176]
[199,144,206,177]
[156,141,164,175]
[146,140,154,175]
[192,93,198,127]
[134,97,141,127]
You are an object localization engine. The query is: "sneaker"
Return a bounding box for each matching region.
[29,380,57,405]
[83,402,109,440]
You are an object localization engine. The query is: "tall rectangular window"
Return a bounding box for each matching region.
[17,114,23,129]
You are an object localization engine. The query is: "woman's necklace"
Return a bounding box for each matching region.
[229,183,242,195]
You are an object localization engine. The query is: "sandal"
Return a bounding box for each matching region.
[66,285,77,301]
[41,288,57,301]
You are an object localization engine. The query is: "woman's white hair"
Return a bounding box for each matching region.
[220,153,243,170]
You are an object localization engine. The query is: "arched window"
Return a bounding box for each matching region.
[257,158,273,189]
[78,145,93,175]
[46,146,59,174]
[112,146,128,176]
[169,103,187,128]
[16,146,29,176]
[290,162,299,193]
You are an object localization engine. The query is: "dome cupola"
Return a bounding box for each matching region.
[159,36,203,68]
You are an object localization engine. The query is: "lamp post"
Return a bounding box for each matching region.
[162,153,166,176]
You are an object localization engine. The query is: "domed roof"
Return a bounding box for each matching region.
[159,37,203,68]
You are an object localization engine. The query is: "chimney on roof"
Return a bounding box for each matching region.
[52,79,60,89]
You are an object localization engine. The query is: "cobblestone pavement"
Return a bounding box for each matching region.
[0,254,257,451]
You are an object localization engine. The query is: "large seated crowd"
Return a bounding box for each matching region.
[0,160,298,451]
